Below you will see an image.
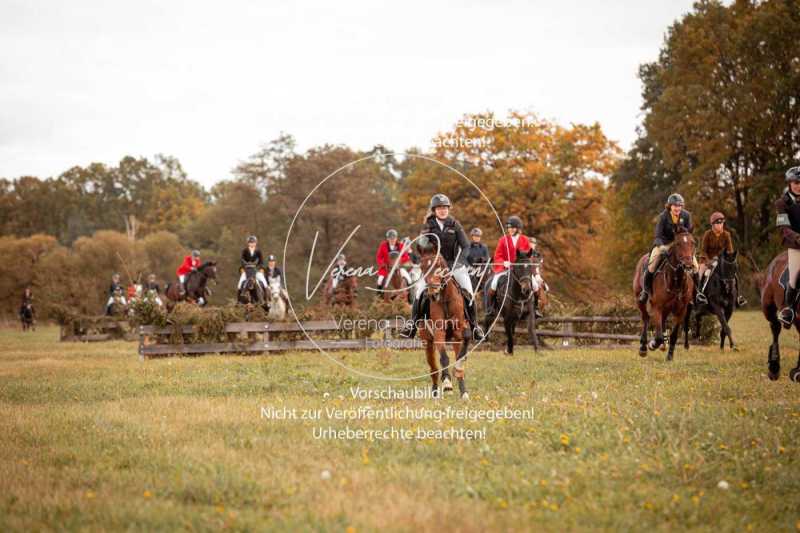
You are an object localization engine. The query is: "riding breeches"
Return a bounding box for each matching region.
[490,270,543,292]
[414,264,474,302]
[648,244,699,273]
[106,296,127,307]
[789,249,800,289]
[238,271,267,290]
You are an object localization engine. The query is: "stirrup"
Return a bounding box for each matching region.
[696,292,708,304]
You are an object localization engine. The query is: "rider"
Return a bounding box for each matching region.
[466,227,490,273]
[20,286,33,318]
[485,215,531,315]
[105,273,127,315]
[696,212,746,306]
[265,254,289,303]
[639,193,698,305]
[144,273,163,306]
[176,250,201,297]
[776,166,800,325]
[375,229,412,296]
[238,236,268,294]
[399,193,484,341]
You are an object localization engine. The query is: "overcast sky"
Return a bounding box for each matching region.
[0,0,698,187]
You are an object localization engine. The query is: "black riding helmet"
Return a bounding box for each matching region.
[386,229,398,239]
[506,216,523,230]
[470,227,482,236]
[666,193,685,207]
[786,166,800,183]
[430,194,451,209]
[267,254,276,262]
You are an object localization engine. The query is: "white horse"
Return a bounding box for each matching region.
[268,278,287,320]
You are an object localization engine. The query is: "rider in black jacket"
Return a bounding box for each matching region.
[400,194,484,341]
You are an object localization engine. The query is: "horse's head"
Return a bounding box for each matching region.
[420,252,448,302]
[200,261,218,280]
[671,229,696,271]
[719,249,739,278]
[513,248,535,298]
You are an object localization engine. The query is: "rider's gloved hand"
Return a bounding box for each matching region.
[503,261,511,268]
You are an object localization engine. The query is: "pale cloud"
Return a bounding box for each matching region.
[0,0,697,186]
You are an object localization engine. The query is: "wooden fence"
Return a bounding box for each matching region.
[138,319,423,359]
[138,312,641,358]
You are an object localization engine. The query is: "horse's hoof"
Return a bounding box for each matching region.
[660,343,667,352]
[504,350,513,356]
[789,367,800,383]
[431,388,441,398]
[732,345,739,352]
[666,354,674,362]
[442,377,453,392]
[768,364,780,381]
[639,348,647,357]
[647,340,657,351]
[461,392,470,401]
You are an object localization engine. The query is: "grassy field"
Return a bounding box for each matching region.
[0,310,798,532]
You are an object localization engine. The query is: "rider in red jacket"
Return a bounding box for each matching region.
[176,250,201,296]
[375,229,411,296]
[486,216,532,313]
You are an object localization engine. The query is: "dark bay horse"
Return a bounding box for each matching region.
[482,249,535,356]
[760,251,800,382]
[324,274,358,308]
[418,250,470,399]
[165,261,217,310]
[383,251,409,303]
[633,229,695,360]
[694,250,739,350]
[238,263,269,309]
[20,301,35,331]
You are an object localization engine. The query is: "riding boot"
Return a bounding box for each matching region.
[734,275,747,307]
[464,296,484,341]
[533,294,543,319]
[399,294,423,338]
[375,282,384,300]
[693,272,705,304]
[639,271,653,304]
[695,272,708,304]
[779,285,797,326]
[179,280,187,297]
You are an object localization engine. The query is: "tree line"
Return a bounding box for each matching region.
[2,0,797,318]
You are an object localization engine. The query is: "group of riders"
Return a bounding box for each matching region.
[31,165,800,331]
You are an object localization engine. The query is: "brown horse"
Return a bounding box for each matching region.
[418,251,470,399]
[324,274,358,308]
[383,267,409,303]
[633,229,695,360]
[760,251,800,382]
[165,261,217,311]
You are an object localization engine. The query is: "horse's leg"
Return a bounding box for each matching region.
[666,320,679,361]
[440,342,452,392]
[768,318,782,381]
[790,323,800,383]
[683,304,691,350]
[648,309,664,351]
[504,316,515,355]
[725,304,737,350]
[455,335,469,399]
[638,307,650,357]
[712,304,733,351]
[425,340,439,396]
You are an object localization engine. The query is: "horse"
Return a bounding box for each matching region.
[694,250,739,350]
[760,251,800,382]
[417,249,470,399]
[383,251,409,303]
[482,249,535,356]
[20,301,35,331]
[237,263,268,309]
[267,277,287,320]
[165,261,217,311]
[324,274,358,308]
[633,228,696,360]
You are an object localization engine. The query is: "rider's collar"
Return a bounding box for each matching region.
[787,188,798,204]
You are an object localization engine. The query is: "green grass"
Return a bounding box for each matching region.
[1,311,799,532]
